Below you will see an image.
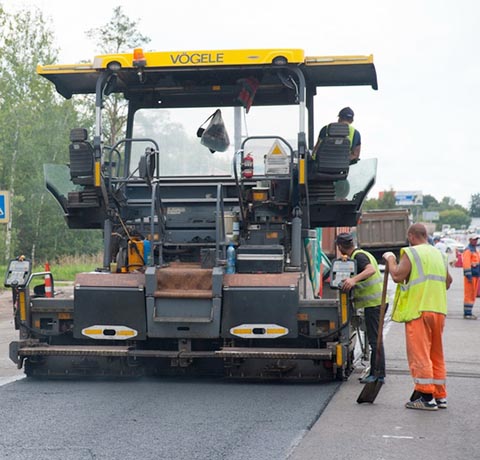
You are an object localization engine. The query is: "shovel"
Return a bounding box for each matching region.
[357,263,389,404]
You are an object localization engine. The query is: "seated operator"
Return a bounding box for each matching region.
[313,107,361,164]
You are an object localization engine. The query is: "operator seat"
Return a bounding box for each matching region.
[309,122,350,181]
[69,128,94,185]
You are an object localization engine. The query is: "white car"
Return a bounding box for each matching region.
[441,237,465,253]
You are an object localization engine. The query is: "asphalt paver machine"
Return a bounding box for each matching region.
[6,48,378,380]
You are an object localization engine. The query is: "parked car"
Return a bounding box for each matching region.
[441,237,465,253]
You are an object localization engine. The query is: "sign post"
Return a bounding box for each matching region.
[0,191,11,224]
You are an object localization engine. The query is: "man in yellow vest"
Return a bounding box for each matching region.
[384,223,452,411]
[336,232,385,383]
[315,107,361,164]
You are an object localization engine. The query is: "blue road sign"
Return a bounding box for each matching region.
[0,191,10,223]
[395,190,423,206]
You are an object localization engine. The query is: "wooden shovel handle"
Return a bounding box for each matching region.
[375,263,389,362]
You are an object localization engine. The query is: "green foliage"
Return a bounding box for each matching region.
[0,6,102,264]
[438,209,471,229]
[85,6,151,147]
[469,193,480,217]
[362,189,396,210]
[364,190,471,231]
[422,194,439,209]
[85,6,151,54]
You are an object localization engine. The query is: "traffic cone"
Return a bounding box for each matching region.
[45,262,53,298]
[455,250,463,268]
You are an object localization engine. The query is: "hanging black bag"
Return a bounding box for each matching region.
[196,109,230,153]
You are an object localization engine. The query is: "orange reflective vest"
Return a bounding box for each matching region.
[462,246,480,278]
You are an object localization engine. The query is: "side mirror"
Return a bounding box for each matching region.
[138,148,156,184]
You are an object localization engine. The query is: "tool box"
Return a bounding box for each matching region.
[236,245,284,273]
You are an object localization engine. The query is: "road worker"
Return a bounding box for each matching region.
[462,235,480,319]
[335,232,385,383]
[313,107,361,164]
[384,223,452,411]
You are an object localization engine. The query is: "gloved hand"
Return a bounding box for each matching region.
[383,251,396,261]
[466,275,473,282]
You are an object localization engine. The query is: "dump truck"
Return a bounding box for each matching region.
[5,48,378,380]
[356,209,410,261]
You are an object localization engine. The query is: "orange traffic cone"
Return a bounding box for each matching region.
[454,250,463,268]
[45,262,53,298]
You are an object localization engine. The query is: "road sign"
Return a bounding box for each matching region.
[0,191,10,224]
[395,191,423,206]
[423,211,439,221]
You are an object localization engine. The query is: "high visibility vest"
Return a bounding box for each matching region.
[462,245,480,277]
[392,244,448,323]
[351,249,383,309]
[347,124,355,149]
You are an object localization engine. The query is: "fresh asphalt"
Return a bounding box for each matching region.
[0,289,338,460]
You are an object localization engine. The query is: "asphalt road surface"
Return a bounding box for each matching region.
[0,287,339,460]
[0,376,339,460]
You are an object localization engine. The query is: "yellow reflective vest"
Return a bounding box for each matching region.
[347,124,355,149]
[392,244,448,323]
[351,249,383,309]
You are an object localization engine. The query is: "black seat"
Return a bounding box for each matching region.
[69,128,94,185]
[309,123,350,181]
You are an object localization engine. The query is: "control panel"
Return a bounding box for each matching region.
[4,259,31,287]
[330,258,356,289]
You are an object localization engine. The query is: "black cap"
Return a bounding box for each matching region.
[338,107,354,120]
[336,232,354,245]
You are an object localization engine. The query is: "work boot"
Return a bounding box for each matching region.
[435,398,447,409]
[464,314,477,320]
[360,375,384,384]
[405,397,438,411]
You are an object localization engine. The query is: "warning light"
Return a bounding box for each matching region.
[133,48,146,67]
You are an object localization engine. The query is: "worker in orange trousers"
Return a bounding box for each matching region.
[462,235,480,319]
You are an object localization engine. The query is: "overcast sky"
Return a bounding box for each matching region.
[3,0,479,208]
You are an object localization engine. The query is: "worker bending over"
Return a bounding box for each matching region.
[335,232,385,383]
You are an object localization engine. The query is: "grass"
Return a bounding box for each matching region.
[1,253,103,291]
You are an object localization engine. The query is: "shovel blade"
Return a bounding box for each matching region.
[357,380,384,404]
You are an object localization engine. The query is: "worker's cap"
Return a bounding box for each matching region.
[336,232,354,245]
[338,107,354,120]
[469,234,480,240]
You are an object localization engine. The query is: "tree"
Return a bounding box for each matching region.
[0,7,103,263]
[0,7,57,261]
[362,189,396,210]
[470,193,480,217]
[422,194,439,209]
[85,6,151,54]
[85,6,151,146]
[438,209,471,230]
